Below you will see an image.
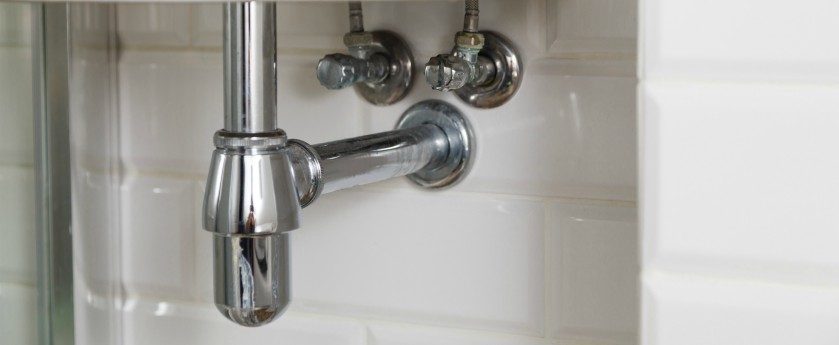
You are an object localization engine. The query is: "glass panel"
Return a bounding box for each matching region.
[0,3,37,345]
[68,4,122,345]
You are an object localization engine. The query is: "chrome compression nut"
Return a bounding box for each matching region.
[343,31,376,49]
[454,31,484,50]
[213,129,288,149]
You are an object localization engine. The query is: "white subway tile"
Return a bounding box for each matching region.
[0,167,35,285]
[548,201,638,342]
[118,51,221,176]
[276,2,350,51]
[121,175,196,300]
[366,59,637,201]
[117,4,190,47]
[72,170,122,304]
[643,0,839,82]
[196,1,538,54]
[643,271,839,345]
[291,189,545,335]
[642,82,839,284]
[70,18,120,173]
[0,48,33,166]
[73,172,125,345]
[0,283,37,345]
[75,268,122,345]
[190,4,221,48]
[547,0,637,54]
[369,322,555,345]
[119,52,361,175]
[364,1,536,57]
[192,2,353,50]
[71,4,114,48]
[123,298,366,345]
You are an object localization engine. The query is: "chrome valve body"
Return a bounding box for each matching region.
[424,0,523,108]
[316,2,414,105]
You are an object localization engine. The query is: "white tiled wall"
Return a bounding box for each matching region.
[73,1,639,344]
[640,0,839,344]
[0,4,37,345]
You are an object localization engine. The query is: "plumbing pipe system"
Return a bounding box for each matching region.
[203,2,473,327]
[316,1,414,105]
[424,0,523,108]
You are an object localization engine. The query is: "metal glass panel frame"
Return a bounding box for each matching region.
[32,4,74,345]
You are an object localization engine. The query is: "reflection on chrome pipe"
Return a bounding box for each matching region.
[205,99,474,328]
[315,124,448,194]
[209,2,473,328]
[285,100,475,208]
[223,2,277,133]
[205,2,295,328]
[213,234,290,327]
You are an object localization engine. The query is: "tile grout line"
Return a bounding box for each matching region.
[543,198,553,340]
[121,169,639,208]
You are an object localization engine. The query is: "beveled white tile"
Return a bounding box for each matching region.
[642,82,839,284]
[72,169,123,304]
[276,2,349,51]
[547,201,638,342]
[193,3,347,50]
[0,283,37,345]
[643,271,839,345]
[121,175,196,300]
[0,47,33,165]
[117,4,190,47]
[75,288,121,345]
[191,4,221,48]
[119,51,221,176]
[70,7,120,173]
[123,298,366,345]
[0,4,31,46]
[366,59,637,201]
[70,4,114,48]
[364,0,536,57]
[0,167,35,285]
[547,0,637,54]
[369,322,555,345]
[291,189,545,335]
[644,0,839,82]
[119,51,361,175]
[72,172,123,345]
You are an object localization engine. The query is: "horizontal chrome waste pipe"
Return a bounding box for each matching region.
[288,101,474,205]
[203,2,474,328]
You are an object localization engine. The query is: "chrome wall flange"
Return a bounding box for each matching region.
[454,31,522,109]
[396,100,474,188]
[352,30,414,106]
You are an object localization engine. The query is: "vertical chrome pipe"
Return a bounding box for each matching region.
[223,2,277,133]
[207,2,295,327]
